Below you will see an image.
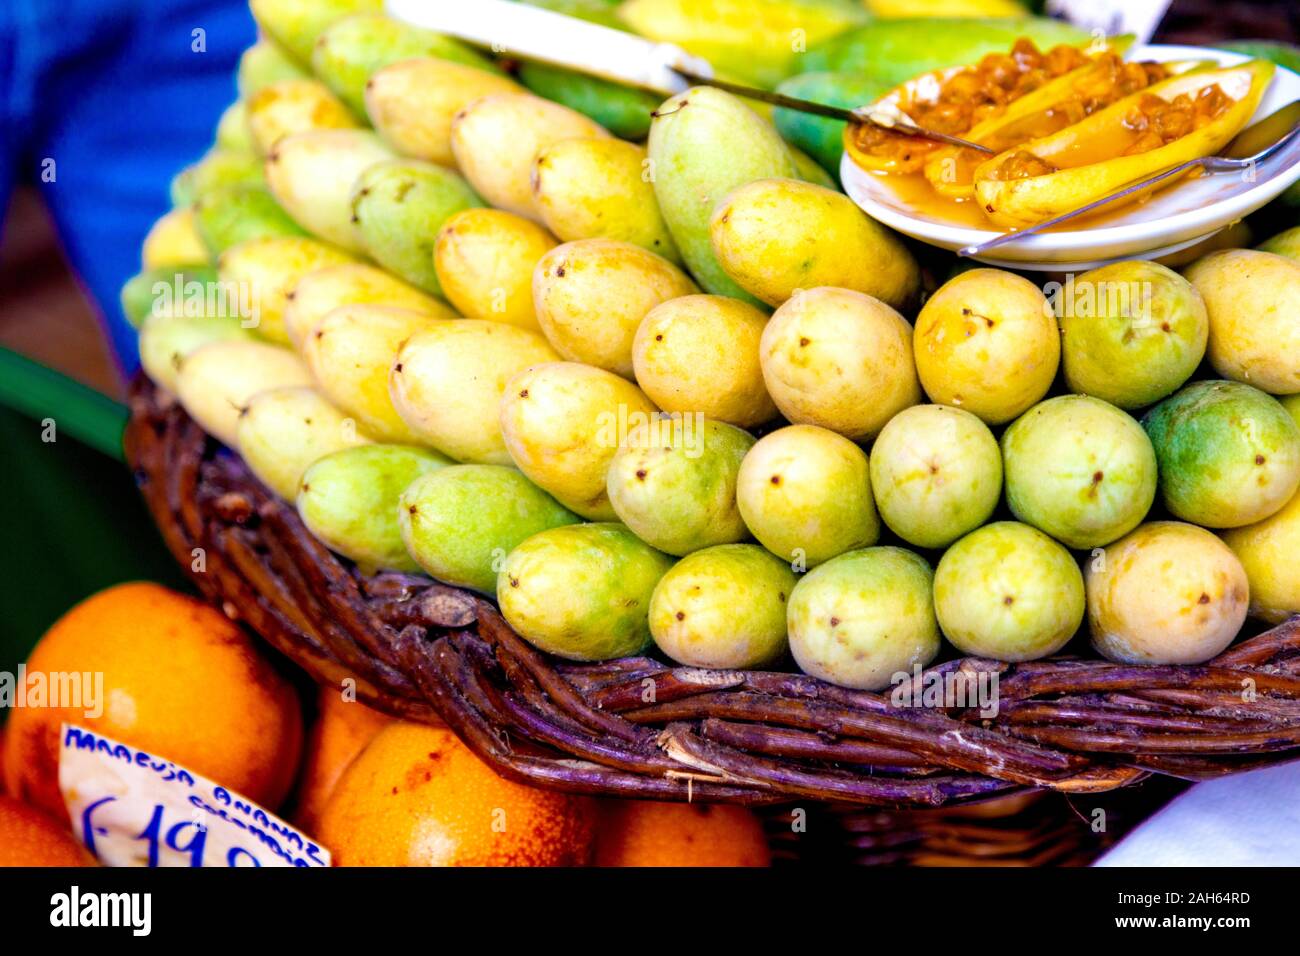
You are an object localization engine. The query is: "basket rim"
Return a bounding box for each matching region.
[125,377,1300,810]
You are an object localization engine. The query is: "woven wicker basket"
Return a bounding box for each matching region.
[125,379,1300,830]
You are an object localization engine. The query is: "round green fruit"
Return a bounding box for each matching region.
[786,547,939,691]
[648,544,795,669]
[1283,394,1300,432]
[497,523,674,661]
[1257,225,1300,262]
[1058,260,1207,409]
[1002,395,1157,549]
[605,417,754,556]
[934,522,1084,662]
[1143,380,1300,528]
[868,404,1002,549]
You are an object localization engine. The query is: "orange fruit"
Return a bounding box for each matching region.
[594,800,771,867]
[318,722,595,866]
[3,582,302,819]
[0,796,95,867]
[293,686,393,835]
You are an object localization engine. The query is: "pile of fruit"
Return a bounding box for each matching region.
[125,0,1300,701]
[1,583,770,866]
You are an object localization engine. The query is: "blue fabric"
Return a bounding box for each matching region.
[0,0,256,374]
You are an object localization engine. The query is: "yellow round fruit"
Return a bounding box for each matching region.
[1086,522,1249,664]
[1221,491,1300,624]
[913,269,1059,425]
[1185,249,1300,395]
[633,294,776,428]
[760,287,920,440]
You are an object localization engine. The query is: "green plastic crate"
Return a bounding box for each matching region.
[0,348,187,666]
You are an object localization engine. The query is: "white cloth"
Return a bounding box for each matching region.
[1095,759,1300,866]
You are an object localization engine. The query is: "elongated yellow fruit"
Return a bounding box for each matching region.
[974,60,1274,227]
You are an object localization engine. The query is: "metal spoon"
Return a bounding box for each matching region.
[958,100,1300,257]
[669,67,997,154]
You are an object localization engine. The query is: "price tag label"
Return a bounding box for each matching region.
[1046,0,1173,44]
[59,724,329,868]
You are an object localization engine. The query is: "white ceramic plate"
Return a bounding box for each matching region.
[840,45,1300,270]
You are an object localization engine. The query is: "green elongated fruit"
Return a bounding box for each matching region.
[774,71,891,175]
[513,0,677,140]
[801,17,1091,84]
[249,0,382,64]
[516,66,652,139]
[194,186,307,257]
[297,443,450,573]
[121,265,221,328]
[351,160,483,296]
[606,417,754,556]
[236,385,372,500]
[1257,226,1300,261]
[787,144,837,190]
[649,544,795,669]
[215,101,254,154]
[170,150,264,208]
[138,312,256,393]
[517,63,659,140]
[399,464,581,594]
[311,12,501,116]
[498,523,675,661]
[1143,380,1300,528]
[1218,39,1300,74]
[237,39,309,99]
[648,87,798,304]
[264,129,395,252]
[620,0,869,89]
